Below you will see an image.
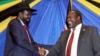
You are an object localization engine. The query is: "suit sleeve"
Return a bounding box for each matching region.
[9,21,38,53]
[47,31,66,56]
[91,27,100,56]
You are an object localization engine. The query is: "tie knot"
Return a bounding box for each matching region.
[23,25,27,29]
[73,28,75,31]
[71,28,75,31]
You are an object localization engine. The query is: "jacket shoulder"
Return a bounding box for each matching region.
[83,25,97,29]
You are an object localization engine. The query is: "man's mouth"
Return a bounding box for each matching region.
[68,21,73,28]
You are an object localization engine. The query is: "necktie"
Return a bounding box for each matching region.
[66,29,75,56]
[23,25,32,43]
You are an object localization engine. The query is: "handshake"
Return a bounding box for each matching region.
[38,47,48,56]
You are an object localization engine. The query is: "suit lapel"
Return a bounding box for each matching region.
[64,29,71,44]
[61,30,70,56]
[77,25,86,54]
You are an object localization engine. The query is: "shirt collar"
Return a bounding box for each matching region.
[75,23,82,30]
[70,23,82,31]
[18,18,25,26]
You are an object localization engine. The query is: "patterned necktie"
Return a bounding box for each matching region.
[66,29,75,56]
[23,25,31,43]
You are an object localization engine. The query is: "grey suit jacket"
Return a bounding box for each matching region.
[47,25,100,56]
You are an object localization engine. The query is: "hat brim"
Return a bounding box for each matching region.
[21,8,37,12]
[11,9,37,16]
[19,8,37,12]
[30,9,37,12]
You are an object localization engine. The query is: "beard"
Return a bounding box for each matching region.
[22,18,30,25]
[68,21,74,28]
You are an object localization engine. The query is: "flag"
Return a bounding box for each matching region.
[64,0,72,30]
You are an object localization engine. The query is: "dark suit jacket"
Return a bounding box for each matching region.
[47,25,100,56]
[3,18,39,56]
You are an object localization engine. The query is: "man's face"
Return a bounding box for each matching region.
[67,11,80,28]
[21,10,32,25]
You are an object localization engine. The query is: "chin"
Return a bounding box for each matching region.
[69,26,72,28]
[26,22,29,25]
[69,25,75,28]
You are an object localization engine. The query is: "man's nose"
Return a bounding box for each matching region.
[67,17,71,22]
[28,15,31,18]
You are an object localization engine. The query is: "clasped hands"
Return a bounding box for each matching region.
[38,47,46,56]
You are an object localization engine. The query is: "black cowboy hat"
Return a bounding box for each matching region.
[11,2,37,16]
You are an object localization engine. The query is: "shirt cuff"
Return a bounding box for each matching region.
[45,49,49,56]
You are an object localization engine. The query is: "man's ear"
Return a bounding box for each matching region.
[77,16,80,20]
[76,16,81,23]
[18,12,23,19]
[19,12,22,15]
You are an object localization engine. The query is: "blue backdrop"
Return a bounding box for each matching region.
[0,0,100,56]
[29,0,68,45]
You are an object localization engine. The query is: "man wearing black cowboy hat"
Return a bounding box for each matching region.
[3,3,39,56]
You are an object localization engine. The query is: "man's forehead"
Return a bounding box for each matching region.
[68,11,76,16]
[70,11,76,14]
[22,10,32,14]
[24,9,31,12]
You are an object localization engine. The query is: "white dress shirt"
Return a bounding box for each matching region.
[18,19,25,26]
[65,23,82,56]
[46,23,82,56]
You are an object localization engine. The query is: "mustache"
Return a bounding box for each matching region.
[22,19,30,25]
[68,21,72,25]
[68,21,73,28]
[26,19,29,22]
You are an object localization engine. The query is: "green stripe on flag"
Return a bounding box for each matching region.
[0,0,15,5]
